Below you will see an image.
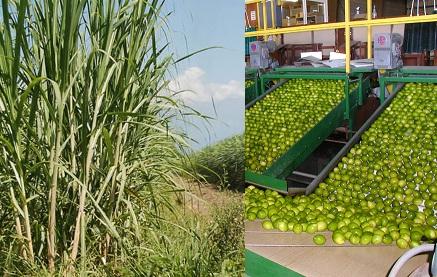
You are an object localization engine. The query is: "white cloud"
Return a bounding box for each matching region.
[169,66,243,103]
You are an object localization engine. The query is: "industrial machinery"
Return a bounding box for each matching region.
[379,66,437,101]
[244,0,437,275]
[245,67,437,276]
[373,33,403,69]
[245,67,376,194]
[249,40,276,69]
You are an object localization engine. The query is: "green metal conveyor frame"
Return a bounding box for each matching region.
[244,67,436,276]
[245,69,371,194]
[269,66,376,106]
[379,66,437,103]
[304,67,437,195]
[245,67,261,104]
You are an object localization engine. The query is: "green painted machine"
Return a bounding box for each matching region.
[303,66,437,195]
[379,66,437,103]
[268,67,375,106]
[245,67,376,194]
[245,67,260,104]
[245,66,437,276]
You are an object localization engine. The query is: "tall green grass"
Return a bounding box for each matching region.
[190,135,244,190]
[0,0,236,275]
[126,197,244,276]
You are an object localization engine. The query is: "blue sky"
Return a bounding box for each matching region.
[164,0,244,149]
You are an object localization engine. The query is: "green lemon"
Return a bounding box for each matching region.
[350,234,360,245]
[246,213,257,221]
[317,221,328,232]
[293,223,303,234]
[262,220,274,230]
[274,220,287,232]
[390,231,400,241]
[372,234,383,244]
[396,238,409,249]
[409,241,421,248]
[426,217,437,226]
[313,234,326,245]
[425,228,437,239]
[332,232,346,245]
[360,233,373,245]
[257,209,267,219]
[383,234,393,245]
[328,221,338,231]
[306,223,318,234]
[411,231,423,242]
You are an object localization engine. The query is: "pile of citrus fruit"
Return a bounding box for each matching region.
[245,79,352,173]
[245,83,437,248]
[244,80,255,88]
[245,79,255,89]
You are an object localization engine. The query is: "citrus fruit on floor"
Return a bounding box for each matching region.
[313,234,326,245]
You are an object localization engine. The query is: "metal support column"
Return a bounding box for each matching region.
[262,0,268,40]
[367,0,372,58]
[379,73,385,104]
[256,2,261,30]
[345,0,351,74]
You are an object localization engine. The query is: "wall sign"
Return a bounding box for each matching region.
[250,11,256,21]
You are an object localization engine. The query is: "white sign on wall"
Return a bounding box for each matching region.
[250,11,256,21]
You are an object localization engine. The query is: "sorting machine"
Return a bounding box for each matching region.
[245,66,377,194]
[244,66,437,277]
[305,67,437,195]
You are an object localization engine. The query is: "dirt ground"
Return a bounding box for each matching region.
[176,178,242,215]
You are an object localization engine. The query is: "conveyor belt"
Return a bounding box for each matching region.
[245,73,363,193]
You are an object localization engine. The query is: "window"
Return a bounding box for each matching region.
[280,0,328,27]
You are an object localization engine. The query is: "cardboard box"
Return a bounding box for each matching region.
[291,8,301,16]
[282,17,297,27]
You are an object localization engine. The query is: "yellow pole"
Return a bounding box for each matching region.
[245,14,437,37]
[270,0,275,29]
[367,0,372,58]
[256,3,261,30]
[345,0,350,73]
[262,0,267,30]
[262,0,268,40]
